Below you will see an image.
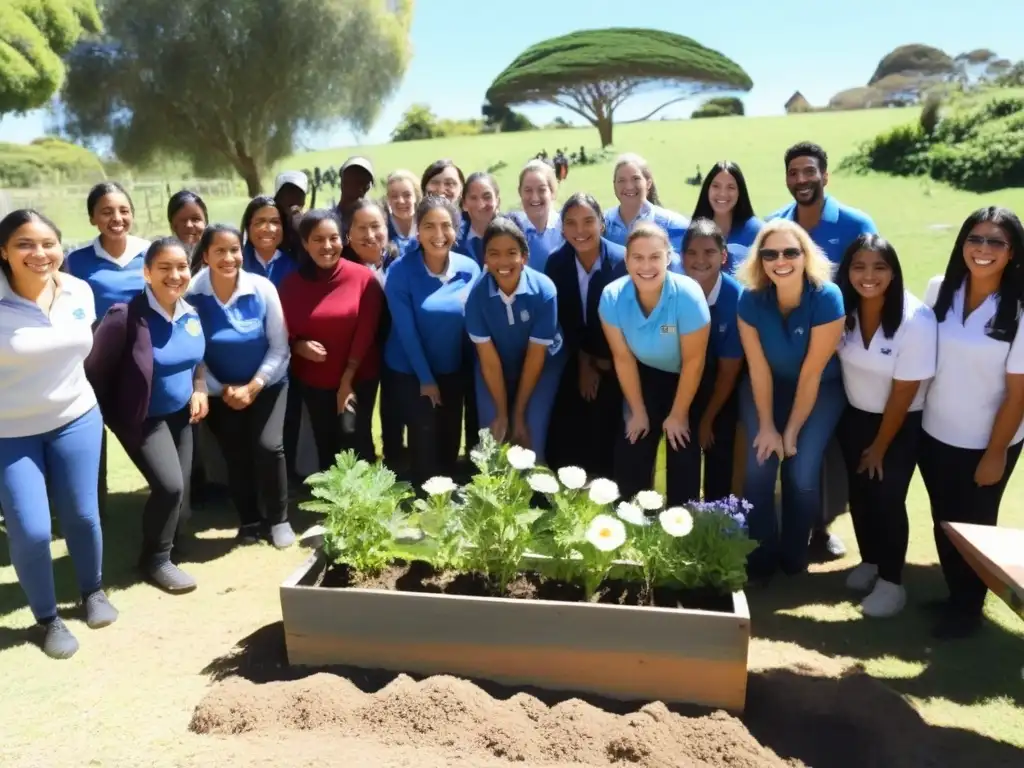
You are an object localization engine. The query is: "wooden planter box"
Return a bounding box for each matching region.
[280,550,751,712]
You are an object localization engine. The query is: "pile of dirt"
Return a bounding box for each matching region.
[191,673,796,768]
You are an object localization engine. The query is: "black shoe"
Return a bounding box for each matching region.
[37,617,79,659]
[83,590,119,629]
[931,609,982,640]
[237,523,262,545]
[144,561,197,593]
[810,528,847,559]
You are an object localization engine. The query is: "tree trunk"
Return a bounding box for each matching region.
[596,116,613,148]
[233,148,263,196]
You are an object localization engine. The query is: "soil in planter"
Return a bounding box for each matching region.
[319,559,735,613]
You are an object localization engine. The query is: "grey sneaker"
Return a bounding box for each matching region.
[145,561,197,593]
[269,522,296,549]
[39,617,79,659]
[83,590,119,629]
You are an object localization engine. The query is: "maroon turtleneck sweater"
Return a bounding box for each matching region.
[279,259,384,389]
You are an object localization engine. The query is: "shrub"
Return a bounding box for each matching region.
[691,96,744,119]
[0,138,106,188]
[920,93,942,135]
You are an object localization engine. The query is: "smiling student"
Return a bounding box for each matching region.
[383,195,481,486]
[544,193,626,476]
[86,238,208,594]
[0,209,117,659]
[422,159,468,252]
[384,169,422,257]
[919,207,1024,639]
[187,225,294,549]
[680,219,745,502]
[167,190,209,271]
[240,195,298,290]
[834,235,936,618]
[599,222,711,504]
[461,172,501,266]
[691,161,763,274]
[465,218,566,462]
[603,153,689,256]
[736,219,847,579]
[506,160,564,274]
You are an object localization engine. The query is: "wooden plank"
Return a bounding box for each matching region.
[942,522,1024,620]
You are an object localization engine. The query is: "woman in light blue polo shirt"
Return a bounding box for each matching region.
[735,219,847,579]
[465,218,566,462]
[506,160,564,274]
[691,161,764,274]
[604,153,689,256]
[187,224,294,549]
[599,221,711,504]
[0,209,117,659]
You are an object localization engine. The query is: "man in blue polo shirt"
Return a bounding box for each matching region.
[768,141,878,560]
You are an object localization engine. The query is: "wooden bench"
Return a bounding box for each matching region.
[941,522,1024,621]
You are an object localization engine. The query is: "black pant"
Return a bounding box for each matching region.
[390,368,464,486]
[837,407,921,584]
[614,363,701,506]
[546,358,620,478]
[282,372,304,479]
[205,381,289,529]
[462,344,480,457]
[918,432,1022,616]
[125,406,193,565]
[379,368,406,468]
[681,379,738,503]
[298,378,377,470]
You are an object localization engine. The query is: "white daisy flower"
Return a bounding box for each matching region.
[616,501,646,526]
[635,490,664,511]
[506,446,537,470]
[659,507,694,537]
[556,466,587,490]
[587,478,620,506]
[422,476,457,496]
[527,473,559,494]
[585,514,627,552]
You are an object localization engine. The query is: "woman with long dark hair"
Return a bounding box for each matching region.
[834,235,936,617]
[691,161,763,273]
[421,159,467,250]
[919,207,1024,638]
[460,172,501,266]
[167,190,209,272]
[240,195,299,289]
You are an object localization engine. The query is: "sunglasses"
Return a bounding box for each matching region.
[965,235,1010,250]
[759,247,802,262]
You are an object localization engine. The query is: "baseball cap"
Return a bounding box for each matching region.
[274,170,309,196]
[340,156,374,181]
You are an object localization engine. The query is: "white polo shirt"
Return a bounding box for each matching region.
[838,291,937,414]
[0,271,98,438]
[922,275,1024,449]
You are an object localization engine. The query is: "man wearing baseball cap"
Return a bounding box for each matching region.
[337,156,375,238]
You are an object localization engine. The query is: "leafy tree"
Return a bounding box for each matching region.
[56,0,413,195]
[996,61,1024,88]
[481,100,536,133]
[0,0,101,117]
[391,103,440,142]
[691,96,743,119]
[828,86,885,111]
[869,44,954,85]
[485,28,752,147]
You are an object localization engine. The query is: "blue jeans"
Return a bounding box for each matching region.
[738,376,846,575]
[0,407,104,621]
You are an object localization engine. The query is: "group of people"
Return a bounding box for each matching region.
[2,139,1022,661]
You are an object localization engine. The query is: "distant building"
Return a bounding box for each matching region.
[784,91,813,114]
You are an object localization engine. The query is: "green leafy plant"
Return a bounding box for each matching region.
[301,450,415,575]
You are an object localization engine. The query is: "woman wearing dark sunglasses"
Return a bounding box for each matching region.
[918,207,1024,640]
[735,219,846,580]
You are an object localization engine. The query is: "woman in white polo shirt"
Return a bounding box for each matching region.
[919,206,1024,640]
[835,234,937,618]
[0,210,118,660]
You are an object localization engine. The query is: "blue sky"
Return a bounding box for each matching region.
[2,0,1023,148]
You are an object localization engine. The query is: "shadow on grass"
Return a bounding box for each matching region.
[200,620,1024,768]
[746,563,1024,709]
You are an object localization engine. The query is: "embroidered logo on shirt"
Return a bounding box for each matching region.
[828,238,840,245]
[880,348,892,356]
[718,323,727,334]
[72,307,86,321]
[520,309,530,322]
[184,318,202,337]
[660,324,676,334]
[794,327,805,335]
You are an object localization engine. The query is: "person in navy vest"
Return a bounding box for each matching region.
[690,162,764,275]
[86,237,209,594]
[240,195,298,290]
[506,160,564,275]
[167,190,208,272]
[544,193,626,477]
[834,234,937,618]
[187,225,294,549]
[384,169,421,258]
[603,153,689,255]
[465,217,567,464]
[679,219,745,502]
[382,195,481,487]
[0,209,118,659]
[599,222,711,504]
[735,219,847,580]
[767,142,879,562]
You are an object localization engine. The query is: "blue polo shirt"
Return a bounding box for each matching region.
[383,246,481,385]
[242,244,298,290]
[387,216,417,259]
[767,196,877,264]
[724,217,764,274]
[465,267,563,381]
[604,202,690,254]
[707,272,744,362]
[66,236,149,317]
[505,210,564,274]
[737,280,844,383]
[144,289,206,418]
[598,272,710,374]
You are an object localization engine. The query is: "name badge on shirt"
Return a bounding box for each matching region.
[184,318,202,337]
[660,324,676,335]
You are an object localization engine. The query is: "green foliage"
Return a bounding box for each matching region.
[57,0,413,195]
[301,450,415,575]
[995,61,1024,88]
[390,103,491,142]
[920,93,943,136]
[0,0,102,116]
[869,44,954,85]
[691,96,744,119]
[481,100,537,133]
[0,137,105,187]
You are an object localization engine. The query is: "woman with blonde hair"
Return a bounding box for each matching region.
[506,159,564,273]
[384,170,422,257]
[735,219,846,580]
[604,153,688,256]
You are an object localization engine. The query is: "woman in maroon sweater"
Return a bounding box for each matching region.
[279,209,383,469]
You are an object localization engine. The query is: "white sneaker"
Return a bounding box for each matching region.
[860,579,907,618]
[845,562,879,592]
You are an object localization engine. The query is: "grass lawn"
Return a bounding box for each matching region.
[1,109,1023,764]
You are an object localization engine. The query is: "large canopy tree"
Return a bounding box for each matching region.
[0,0,101,117]
[485,28,752,147]
[57,0,413,194]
